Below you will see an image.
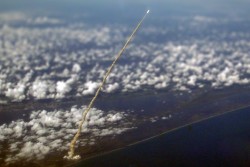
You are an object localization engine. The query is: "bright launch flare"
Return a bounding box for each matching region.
[65,10,150,160]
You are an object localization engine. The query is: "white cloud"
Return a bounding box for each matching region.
[27,17,62,25]
[0,12,250,102]
[30,80,48,99]
[72,63,81,73]
[104,82,119,93]
[0,105,131,164]
[5,83,26,101]
[56,81,70,98]
[107,113,124,122]
[82,81,99,95]
[193,15,216,23]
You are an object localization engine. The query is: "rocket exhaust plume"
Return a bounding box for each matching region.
[65,10,150,160]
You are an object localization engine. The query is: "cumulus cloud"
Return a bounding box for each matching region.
[82,81,99,95]
[193,15,217,23]
[30,80,48,99]
[0,12,250,103]
[5,83,26,101]
[27,17,62,25]
[0,105,130,164]
[72,63,81,73]
[56,81,71,98]
[104,82,119,93]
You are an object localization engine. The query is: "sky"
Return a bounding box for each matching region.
[1,0,250,17]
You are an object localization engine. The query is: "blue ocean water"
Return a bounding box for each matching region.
[74,105,250,167]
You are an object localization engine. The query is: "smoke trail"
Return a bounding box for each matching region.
[65,10,150,160]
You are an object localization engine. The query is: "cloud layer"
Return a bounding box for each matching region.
[0,106,130,164]
[0,13,250,103]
